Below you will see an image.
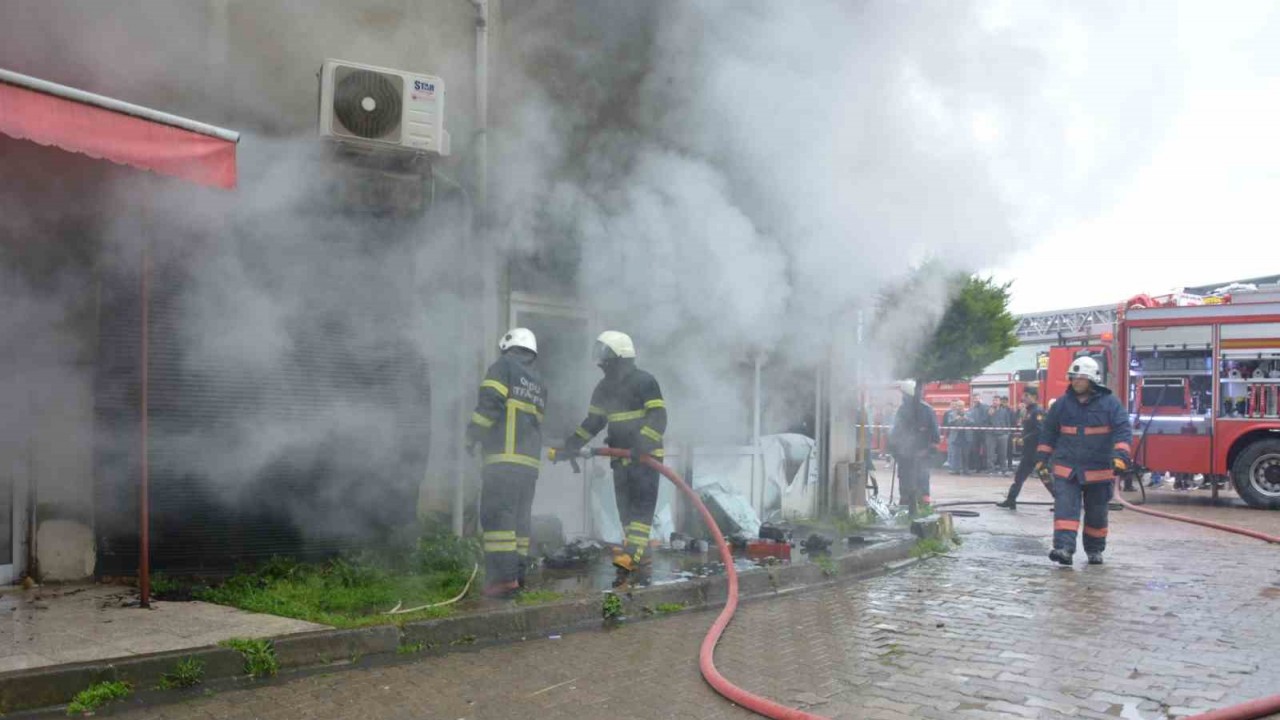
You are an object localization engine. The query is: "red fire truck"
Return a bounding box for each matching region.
[1042,292,1280,509]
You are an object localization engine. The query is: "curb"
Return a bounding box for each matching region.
[0,535,917,715]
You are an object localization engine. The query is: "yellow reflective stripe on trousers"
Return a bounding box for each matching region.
[575,427,592,440]
[470,412,494,428]
[484,453,541,469]
[481,379,509,397]
[644,399,665,410]
[639,426,662,443]
[483,530,517,553]
[608,409,646,422]
[588,405,607,417]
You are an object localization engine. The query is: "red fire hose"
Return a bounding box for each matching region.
[587,448,828,720]
[563,447,1277,719]
[1113,479,1280,544]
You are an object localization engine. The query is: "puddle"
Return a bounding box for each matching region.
[525,534,893,595]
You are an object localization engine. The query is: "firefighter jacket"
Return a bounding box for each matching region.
[467,350,547,470]
[1035,386,1131,484]
[889,396,940,459]
[1020,403,1043,450]
[565,359,666,464]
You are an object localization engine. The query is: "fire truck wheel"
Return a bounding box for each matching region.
[1231,439,1280,510]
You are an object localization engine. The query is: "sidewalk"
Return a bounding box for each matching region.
[0,531,916,715]
[0,583,324,673]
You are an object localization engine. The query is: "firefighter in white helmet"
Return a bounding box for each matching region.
[1034,355,1132,566]
[466,328,546,598]
[558,331,667,589]
[888,380,940,514]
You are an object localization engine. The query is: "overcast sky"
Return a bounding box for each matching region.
[987,1,1280,314]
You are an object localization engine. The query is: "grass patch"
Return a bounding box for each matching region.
[66,681,131,715]
[194,528,480,628]
[602,593,623,620]
[654,602,686,614]
[397,641,426,655]
[158,657,204,689]
[829,510,874,535]
[910,537,951,558]
[218,637,279,679]
[514,589,562,606]
[814,555,838,577]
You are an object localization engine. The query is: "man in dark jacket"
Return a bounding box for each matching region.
[890,380,940,514]
[1036,356,1132,566]
[997,388,1044,510]
[560,331,667,589]
[466,328,546,598]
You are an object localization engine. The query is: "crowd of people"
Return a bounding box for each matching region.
[940,393,1021,475]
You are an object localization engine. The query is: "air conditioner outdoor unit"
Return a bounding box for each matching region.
[319,59,450,156]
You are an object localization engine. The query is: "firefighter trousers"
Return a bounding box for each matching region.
[1051,475,1111,554]
[1006,445,1038,502]
[897,455,932,509]
[480,463,538,587]
[613,460,659,564]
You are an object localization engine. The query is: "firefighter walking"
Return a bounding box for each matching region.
[996,388,1044,510]
[560,331,667,589]
[1034,356,1131,566]
[466,328,546,598]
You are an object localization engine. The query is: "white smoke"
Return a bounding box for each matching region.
[494,0,1185,440]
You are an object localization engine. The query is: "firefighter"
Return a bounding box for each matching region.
[996,388,1043,510]
[559,331,667,589]
[1035,356,1132,566]
[466,328,546,598]
[889,380,940,514]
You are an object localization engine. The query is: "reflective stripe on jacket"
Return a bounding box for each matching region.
[568,361,666,466]
[1035,385,1131,483]
[467,351,546,469]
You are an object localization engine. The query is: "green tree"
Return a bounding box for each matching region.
[877,269,1018,391]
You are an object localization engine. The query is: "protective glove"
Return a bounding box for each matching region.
[1035,462,1050,482]
[1113,457,1128,472]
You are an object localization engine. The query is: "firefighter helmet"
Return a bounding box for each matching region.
[1068,356,1102,384]
[897,379,917,397]
[499,328,537,355]
[594,331,636,363]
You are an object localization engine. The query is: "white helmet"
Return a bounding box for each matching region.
[1067,356,1102,384]
[593,330,636,363]
[499,327,537,355]
[897,379,917,397]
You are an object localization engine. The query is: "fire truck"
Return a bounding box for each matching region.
[1042,291,1280,509]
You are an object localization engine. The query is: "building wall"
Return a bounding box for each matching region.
[0,0,496,579]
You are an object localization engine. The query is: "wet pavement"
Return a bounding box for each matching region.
[99,472,1280,720]
[0,584,324,674]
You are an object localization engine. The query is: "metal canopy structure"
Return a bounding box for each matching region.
[1014,304,1117,344]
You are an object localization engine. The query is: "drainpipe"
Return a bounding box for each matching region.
[454,0,491,538]
[752,354,763,513]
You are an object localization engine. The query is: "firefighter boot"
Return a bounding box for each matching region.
[482,580,520,600]
[1087,552,1104,565]
[1048,548,1074,566]
[611,553,637,590]
[995,498,1016,510]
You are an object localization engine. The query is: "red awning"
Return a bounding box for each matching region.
[0,68,238,189]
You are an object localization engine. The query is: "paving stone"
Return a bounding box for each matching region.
[103,474,1280,720]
